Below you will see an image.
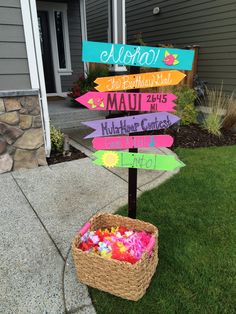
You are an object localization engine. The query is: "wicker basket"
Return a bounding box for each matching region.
[72,213,158,301]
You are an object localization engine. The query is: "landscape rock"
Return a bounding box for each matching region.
[4,127,24,145]
[36,146,47,166]
[4,98,21,112]
[14,128,43,149]
[0,98,5,113]
[20,96,40,116]
[32,115,42,128]
[0,112,19,125]
[19,114,32,129]
[0,138,7,154]
[0,153,13,173]
[14,149,38,170]
[0,122,8,135]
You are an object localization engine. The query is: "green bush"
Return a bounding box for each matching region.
[178,103,197,125]
[171,85,198,125]
[50,126,64,153]
[202,114,221,136]
[68,65,109,100]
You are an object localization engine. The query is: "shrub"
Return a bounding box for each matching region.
[170,85,197,125]
[222,93,236,130]
[199,84,235,135]
[68,65,109,101]
[50,126,64,153]
[202,115,222,136]
[179,103,197,125]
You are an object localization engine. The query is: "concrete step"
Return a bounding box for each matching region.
[48,100,107,130]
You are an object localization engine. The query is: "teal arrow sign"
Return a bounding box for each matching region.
[82,41,195,70]
[93,150,185,171]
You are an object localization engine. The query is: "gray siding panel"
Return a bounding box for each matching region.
[86,0,108,42]
[126,0,236,93]
[0,7,23,25]
[0,42,27,58]
[0,75,30,90]
[0,4,30,91]
[0,0,20,8]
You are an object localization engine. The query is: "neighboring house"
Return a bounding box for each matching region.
[87,0,236,94]
[0,0,87,173]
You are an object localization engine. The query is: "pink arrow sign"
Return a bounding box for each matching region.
[92,135,174,150]
[76,91,176,112]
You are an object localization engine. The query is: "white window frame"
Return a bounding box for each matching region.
[37,1,72,95]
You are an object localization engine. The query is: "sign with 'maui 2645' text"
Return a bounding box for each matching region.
[81,112,180,138]
[82,41,194,70]
[76,91,176,112]
[93,150,185,171]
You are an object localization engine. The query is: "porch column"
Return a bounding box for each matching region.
[108,0,127,73]
[80,0,89,75]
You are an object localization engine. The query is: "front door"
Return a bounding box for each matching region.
[38,10,56,93]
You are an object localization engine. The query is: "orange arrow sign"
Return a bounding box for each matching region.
[94,70,186,92]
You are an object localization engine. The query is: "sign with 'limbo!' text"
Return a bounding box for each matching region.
[81,112,180,138]
[94,70,186,92]
[82,41,195,70]
[93,150,185,171]
[76,91,176,112]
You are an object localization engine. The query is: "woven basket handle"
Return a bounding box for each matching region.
[146,236,156,256]
[79,222,91,236]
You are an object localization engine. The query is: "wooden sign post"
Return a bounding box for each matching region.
[79,41,194,219]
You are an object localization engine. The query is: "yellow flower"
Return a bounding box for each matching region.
[102,151,119,168]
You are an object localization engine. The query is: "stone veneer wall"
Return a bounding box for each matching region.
[0,93,47,173]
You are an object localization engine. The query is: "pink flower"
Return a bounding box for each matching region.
[163,51,179,66]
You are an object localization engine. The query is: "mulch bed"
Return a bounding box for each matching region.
[163,124,236,148]
[47,145,87,165]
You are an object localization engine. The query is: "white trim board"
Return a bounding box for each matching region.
[20,0,51,156]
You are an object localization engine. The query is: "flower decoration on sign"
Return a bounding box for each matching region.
[87,97,105,109]
[102,151,119,168]
[163,51,179,66]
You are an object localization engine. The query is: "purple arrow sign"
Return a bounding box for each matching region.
[81,112,180,138]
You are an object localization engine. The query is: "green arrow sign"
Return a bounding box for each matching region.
[93,150,185,171]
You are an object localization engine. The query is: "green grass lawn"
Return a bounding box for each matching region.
[90,146,236,314]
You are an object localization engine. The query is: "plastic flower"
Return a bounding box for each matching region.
[163,51,179,66]
[102,151,119,168]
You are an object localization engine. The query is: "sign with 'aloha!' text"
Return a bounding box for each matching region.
[81,112,180,138]
[94,70,186,92]
[92,135,174,150]
[76,91,176,112]
[93,150,185,171]
[82,41,195,70]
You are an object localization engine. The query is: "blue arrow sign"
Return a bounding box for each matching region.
[82,41,194,70]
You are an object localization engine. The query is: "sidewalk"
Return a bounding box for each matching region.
[0,133,179,314]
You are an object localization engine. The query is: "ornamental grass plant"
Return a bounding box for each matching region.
[200,84,235,136]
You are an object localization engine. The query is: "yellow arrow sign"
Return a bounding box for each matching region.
[94,70,186,92]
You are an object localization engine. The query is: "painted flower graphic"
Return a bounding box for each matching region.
[163,51,179,66]
[102,151,119,168]
[87,97,105,109]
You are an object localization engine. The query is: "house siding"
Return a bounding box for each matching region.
[86,0,236,93]
[125,0,236,93]
[86,0,108,42]
[0,0,31,90]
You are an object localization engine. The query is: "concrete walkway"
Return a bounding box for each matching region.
[0,131,179,314]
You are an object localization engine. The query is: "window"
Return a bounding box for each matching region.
[54,11,66,69]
